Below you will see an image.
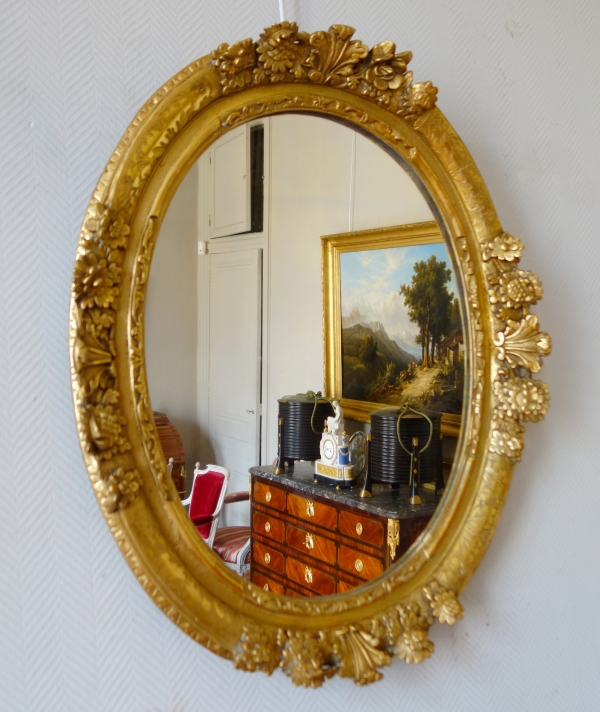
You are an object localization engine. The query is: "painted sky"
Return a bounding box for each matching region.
[340,243,458,357]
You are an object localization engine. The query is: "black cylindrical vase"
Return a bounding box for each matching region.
[278,395,334,461]
[370,407,442,485]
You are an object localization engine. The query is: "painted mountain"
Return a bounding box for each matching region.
[342,321,414,402]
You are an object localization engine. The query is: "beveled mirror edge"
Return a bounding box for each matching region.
[69,23,551,686]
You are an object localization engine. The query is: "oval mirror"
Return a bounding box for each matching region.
[70,23,550,686]
[145,113,464,600]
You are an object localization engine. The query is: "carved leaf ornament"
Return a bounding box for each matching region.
[69,24,551,686]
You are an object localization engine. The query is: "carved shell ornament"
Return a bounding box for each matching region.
[69,24,551,686]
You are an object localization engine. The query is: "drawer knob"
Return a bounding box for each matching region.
[304,532,314,550]
[306,501,315,517]
[265,491,272,503]
[265,521,271,533]
[263,583,269,591]
[264,552,271,565]
[304,566,313,584]
[355,522,363,536]
[355,558,363,572]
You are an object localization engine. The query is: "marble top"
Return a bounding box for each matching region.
[249,462,439,520]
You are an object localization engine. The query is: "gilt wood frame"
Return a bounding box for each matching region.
[322,220,463,436]
[69,23,551,687]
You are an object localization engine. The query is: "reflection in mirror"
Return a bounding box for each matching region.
[145,114,464,596]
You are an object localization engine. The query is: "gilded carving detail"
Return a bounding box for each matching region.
[233,623,280,675]
[494,377,550,423]
[278,630,332,688]
[210,24,435,120]
[69,23,552,688]
[130,217,172,497]
[330,626,392,685]
[95,467,142,514]
[495,314,552,374]
[424,583,464,626]
[490,417,525,460]
[489,269,543,312]
[387,519,400,562]
[482,231,524,262]
[72,203,132,465]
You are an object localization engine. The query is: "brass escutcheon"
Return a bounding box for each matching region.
[263,583,269,591]
[265,521,271,533]
[264,553,271,565]
[304,566,313,584]
[355,559,363,572]
[265,491,272,503]
[356,522,363,536]
[306,501,315,517]
[304,532,314,550]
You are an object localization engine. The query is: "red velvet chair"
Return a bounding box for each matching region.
[212,491,251,576]
[181,463,229,548]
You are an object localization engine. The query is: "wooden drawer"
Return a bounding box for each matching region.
[253,510,285,543]
[254,480,286,510]
[287,492,337,531]
[251,571,284,595]
[337,579,358,594]
[339,510,384,548]
[284,587,305,598]
[338,545,383,581]
[286,523,336,565]
[252,540,284,575]
[286,556,336,595]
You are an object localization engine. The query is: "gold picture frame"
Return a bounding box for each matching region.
[322,221,463,437]
[69,23,550,687]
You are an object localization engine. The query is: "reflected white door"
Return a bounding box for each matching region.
[208,124,251,238]
[208,249,262,505]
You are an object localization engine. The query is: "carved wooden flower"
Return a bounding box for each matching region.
[83,201,110,236]
[494,377,550,422]
[394,627,434,664]
[233,624,280,674]
[73,245,121,310]
[429,590,464,625]
[113,468,142,505]
[490,417,525,460]
[211,38,256,92]
[483,232,524,262]
[364,41,412,93]
[490,269,543,310]
[402,81,439,116]
[279,632,328,688]
[105,215,130,249]
[83,308,114,337]
[255,22,308,82]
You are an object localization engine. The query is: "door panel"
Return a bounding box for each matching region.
[209,249,261,523]
[208,125,251,238]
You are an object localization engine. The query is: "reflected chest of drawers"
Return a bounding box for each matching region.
[249,463,438,597]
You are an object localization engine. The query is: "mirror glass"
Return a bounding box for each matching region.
[145,114,464,597]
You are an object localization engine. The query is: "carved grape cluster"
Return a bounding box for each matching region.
[494,377,550,422]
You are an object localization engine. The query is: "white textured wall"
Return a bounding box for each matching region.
[1,1,598,710]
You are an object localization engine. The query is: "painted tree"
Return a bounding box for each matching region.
[399,255,453,367]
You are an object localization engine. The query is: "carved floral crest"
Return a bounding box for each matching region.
[211,23,435,120]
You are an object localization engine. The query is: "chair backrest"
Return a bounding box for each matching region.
[188,464,230,542]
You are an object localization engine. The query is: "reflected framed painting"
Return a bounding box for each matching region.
[322,221,463,436]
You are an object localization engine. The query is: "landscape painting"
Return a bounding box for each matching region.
[336,227,464,417]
